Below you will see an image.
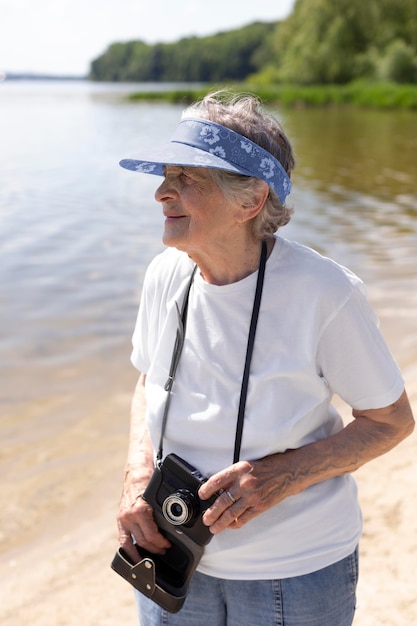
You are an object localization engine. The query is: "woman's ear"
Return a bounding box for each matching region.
[235,180,269,224]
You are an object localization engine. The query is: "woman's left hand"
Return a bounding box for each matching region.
[198,456,291,533]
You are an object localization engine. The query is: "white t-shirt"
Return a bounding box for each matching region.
[131,235,404,579]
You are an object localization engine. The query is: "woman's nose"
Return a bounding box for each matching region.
[154,176,178,203]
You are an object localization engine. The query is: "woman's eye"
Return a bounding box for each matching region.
[180,171,192,183]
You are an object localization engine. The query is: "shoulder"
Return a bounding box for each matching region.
[273,236,364,295]
[268,237,368,324]
[145,247,194,282]
[143,247,196,302]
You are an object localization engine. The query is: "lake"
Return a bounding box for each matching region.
[0,80,416,560]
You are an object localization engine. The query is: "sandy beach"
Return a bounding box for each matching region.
[1,321,416,626]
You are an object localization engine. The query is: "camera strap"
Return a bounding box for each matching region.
[233,239,267,463]
[157,263,198,462]
[157,240,267,464]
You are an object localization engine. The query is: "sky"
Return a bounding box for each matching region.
[0,0,295,76]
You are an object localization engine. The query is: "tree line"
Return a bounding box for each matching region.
[90,0,417,84]
[90,21,275,83]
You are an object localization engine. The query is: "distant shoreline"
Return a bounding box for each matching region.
[2,73,87,81]
[125,82,417,110]
[3,76,417,110]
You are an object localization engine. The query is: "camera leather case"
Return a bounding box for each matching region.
[111,545,188,613]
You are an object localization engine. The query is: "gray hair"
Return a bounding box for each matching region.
[183,91,295,238]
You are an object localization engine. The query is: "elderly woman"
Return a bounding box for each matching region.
[115,92,414,626]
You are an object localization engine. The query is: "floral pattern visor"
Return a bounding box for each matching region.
[119,118,292,204]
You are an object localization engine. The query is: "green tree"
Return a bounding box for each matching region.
[262,0,417,84]
[272,0,378,84]
[379,39,417,83]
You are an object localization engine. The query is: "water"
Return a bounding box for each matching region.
[1,81,185,413]
[1,80,417,409]
[0,80,416,553]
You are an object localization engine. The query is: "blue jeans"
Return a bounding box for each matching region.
[135,547,358,626]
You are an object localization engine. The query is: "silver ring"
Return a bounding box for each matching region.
[225,489,236,504]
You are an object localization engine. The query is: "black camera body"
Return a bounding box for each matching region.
[111,453,218,613]
[144,453,216,546]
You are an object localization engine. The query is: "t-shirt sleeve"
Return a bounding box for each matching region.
[129,248,193,374]
[131,298,149,373]
[131,260,157,373]
[317,287,404,410]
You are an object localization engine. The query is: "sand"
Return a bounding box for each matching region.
[0,355,416,625]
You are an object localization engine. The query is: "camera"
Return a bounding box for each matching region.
[111,453,218,613]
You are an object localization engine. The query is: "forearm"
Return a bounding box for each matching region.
[284,389,415,497]
[118,372,171,556]
[123,372,155,494]
[252,389,414,508]
[200,389,414,532]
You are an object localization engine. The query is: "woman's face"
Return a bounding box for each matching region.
[155,166,239,255]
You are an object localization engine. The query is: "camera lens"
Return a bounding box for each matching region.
[162,490,197,526]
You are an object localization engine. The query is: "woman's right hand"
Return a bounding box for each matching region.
[118,372,172,563]
[117,470,171,564]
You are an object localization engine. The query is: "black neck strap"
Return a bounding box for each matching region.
[233,239,267,463]
[157,240,267,463]
[157,264,197,462]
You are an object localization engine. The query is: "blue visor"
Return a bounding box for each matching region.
[120,118,292,204]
